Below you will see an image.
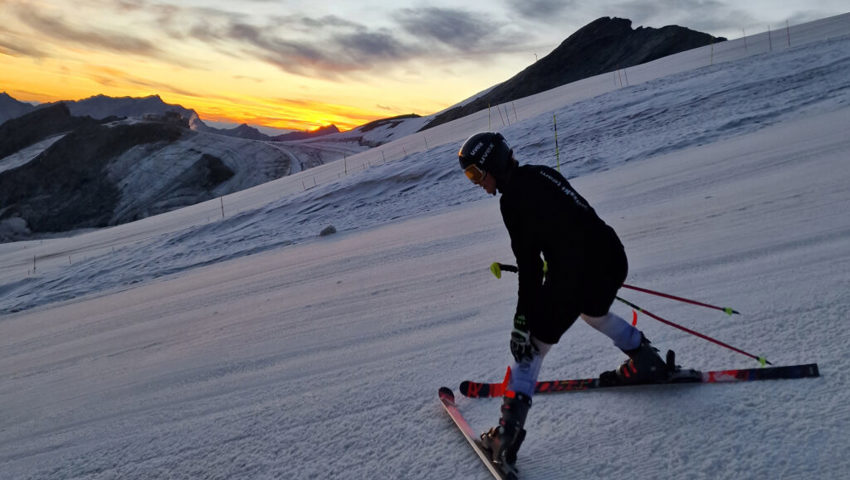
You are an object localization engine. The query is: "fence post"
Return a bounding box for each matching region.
[786,20,791,47]
[553,114,561,172]
[768,25,773,51]
[488,104,492,130]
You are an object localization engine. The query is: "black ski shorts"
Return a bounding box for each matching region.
[530,246,628,344]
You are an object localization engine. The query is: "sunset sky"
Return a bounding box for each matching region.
[1,0,846,132]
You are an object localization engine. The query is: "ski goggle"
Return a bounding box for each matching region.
[463,164,487,184]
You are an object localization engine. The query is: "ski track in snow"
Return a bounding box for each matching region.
[1,19,850,480]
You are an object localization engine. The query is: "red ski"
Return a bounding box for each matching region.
[439,387,518,480]
[460,363,820,398]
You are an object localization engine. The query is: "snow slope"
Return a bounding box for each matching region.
[0,134,65,176]
[1,14,850,480]
[2,15,848,315]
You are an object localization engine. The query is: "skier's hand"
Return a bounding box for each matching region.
[510,314,535,362]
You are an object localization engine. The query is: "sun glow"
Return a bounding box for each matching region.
[0,0,511,131]
[2,47,411,131]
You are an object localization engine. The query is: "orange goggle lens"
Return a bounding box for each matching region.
[464,165,486,183]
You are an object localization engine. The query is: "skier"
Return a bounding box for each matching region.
[457,132,671,470]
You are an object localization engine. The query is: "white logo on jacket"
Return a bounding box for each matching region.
[538,170,590,210]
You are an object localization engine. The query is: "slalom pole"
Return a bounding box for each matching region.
[615,296,770,365]
[621,283,740,315]
[491,262,739,314]
[553,114,561,172]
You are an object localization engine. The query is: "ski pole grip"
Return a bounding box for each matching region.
[490,262,502,279]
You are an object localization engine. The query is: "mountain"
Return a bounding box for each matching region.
[53,94,266,141]
[0,92,37,124]
[0,93,283,142]
[55,94,197,122]
[0,92,394,241]
[0,16,727,242]
[214,123,271,141]
[295,114,426,149]
[421,17,726,130]
[0,108,307,240]
[0,103,107,160]
[0,117,184,233]
[271,124,340,141]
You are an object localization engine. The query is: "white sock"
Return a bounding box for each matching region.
[581,312,642,351]
[507,337,552,397]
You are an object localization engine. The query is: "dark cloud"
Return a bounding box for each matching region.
[7,1,536,81]
[249,33,414,80]
[297,15,364,31]
[169,10,421,79]
[588,0,756,36]
[121,76,200,98]
[394,7,493,50]
[334,30,414,63]
[213,6,538,80]
[504,0,577,21]
[112,0,150,13]
[0,33,50,58]
[393,7,522,52]
[221,22,349,77]
[13,8,162,57]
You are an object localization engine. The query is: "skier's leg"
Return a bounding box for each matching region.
[581,312,641,350]
[579,239,668,383]
[482,338,551,466]
[583,313,669,384]
[506,337,551,396]
[482,278,564,466]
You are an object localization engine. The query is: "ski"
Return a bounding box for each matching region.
[438,387,519,480]
[460,363,820,398]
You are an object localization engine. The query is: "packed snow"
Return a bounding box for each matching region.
[1,14,849,480]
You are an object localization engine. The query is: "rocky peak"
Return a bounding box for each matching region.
[421,17,725,130]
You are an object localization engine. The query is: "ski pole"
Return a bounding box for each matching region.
[490,262,517,278]
[489,262,767,364]
[491,262,739,314]
[615,296,770,365]
[621,284,739,315]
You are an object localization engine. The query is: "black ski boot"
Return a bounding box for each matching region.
[480,392,531,467]
[601,334,671,385]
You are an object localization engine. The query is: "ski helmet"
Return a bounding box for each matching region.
[458,132,514,182]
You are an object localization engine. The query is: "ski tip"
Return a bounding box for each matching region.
[438,386,455,401]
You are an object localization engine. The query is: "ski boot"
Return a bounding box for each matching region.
[480,392,531,467]
[600,334,672,385]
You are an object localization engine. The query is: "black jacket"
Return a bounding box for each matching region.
[499,164,623,320]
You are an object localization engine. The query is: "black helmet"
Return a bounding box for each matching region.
[458,132,514,181]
